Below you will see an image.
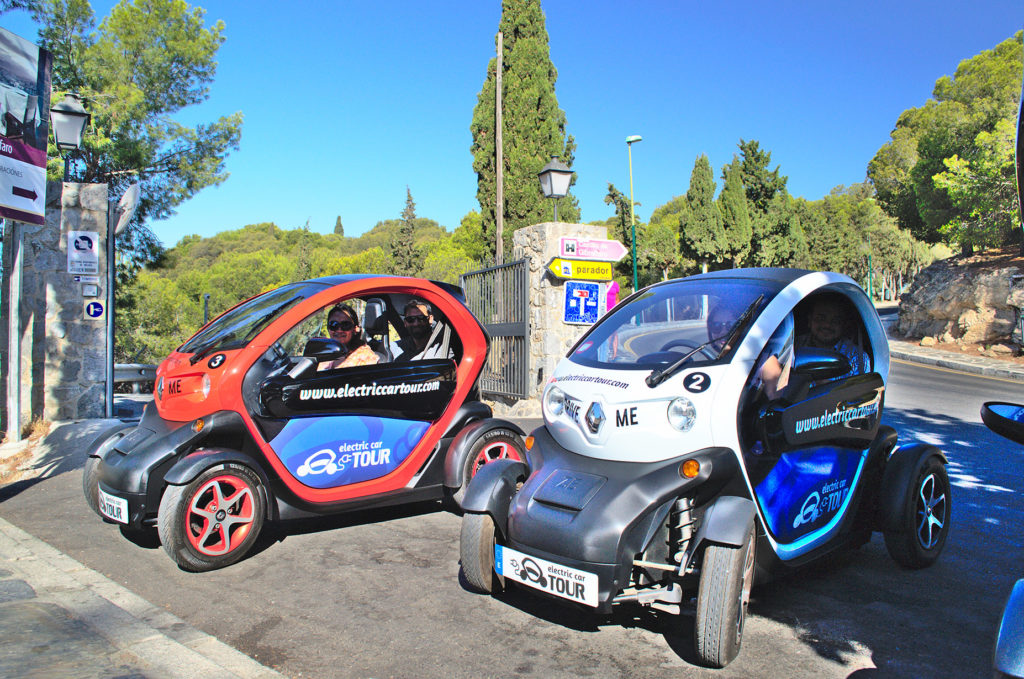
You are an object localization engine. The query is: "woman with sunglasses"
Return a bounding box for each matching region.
[318,303,379,370]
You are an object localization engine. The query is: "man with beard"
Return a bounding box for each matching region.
[394,299,454,361]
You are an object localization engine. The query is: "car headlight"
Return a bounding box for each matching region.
[544,385,566,417]
[667,397,696,431]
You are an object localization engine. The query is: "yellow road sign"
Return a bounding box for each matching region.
[547,258,613,281]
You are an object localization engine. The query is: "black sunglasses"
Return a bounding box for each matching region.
[404,315,429,324]
[328,320,355,332]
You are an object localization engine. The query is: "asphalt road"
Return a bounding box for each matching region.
[1,359,1022,678]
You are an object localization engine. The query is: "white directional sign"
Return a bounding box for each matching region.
[559,236,628,262]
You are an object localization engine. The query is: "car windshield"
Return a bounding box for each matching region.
[178,281,330,355]
[567,278,779,370]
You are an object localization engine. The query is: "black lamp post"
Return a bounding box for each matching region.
[49,93,90,181]
[538,156,572,222]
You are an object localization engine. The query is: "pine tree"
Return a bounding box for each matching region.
[718,158,752,268]
[333,216,344,236]
[470,0,579,259]
[391,187,418,275]
[681,155,723,273]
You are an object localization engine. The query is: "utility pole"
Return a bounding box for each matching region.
[495,31,504,266]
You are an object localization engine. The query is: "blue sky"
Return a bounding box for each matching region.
[4,1,1021,248]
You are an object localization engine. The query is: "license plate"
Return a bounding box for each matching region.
[97,487,128,524]
[495,544,599,607]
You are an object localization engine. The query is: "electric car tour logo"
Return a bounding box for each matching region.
[794,402,878,435]
[792,478,850,529]
[297,440,392,477]
[299,381,441,401]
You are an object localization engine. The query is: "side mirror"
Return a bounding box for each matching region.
[981,401,1024,445]
[302,337,344,359]
[792,347,852,381]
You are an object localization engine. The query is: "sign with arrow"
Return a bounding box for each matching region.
[0,28,53,225]
[559,236,628,262]
[547,258,613,281]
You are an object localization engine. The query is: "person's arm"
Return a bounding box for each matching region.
[759,354,785,400]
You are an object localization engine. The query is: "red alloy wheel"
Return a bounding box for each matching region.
[184,474,257,556]
[470,439,522,478]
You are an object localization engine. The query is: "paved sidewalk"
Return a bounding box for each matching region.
[0,515,283,679]
[1,332,1023,678]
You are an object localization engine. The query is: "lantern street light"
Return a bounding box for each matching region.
[626,134,642,292]
[49,93,90,182]
[538,156,572,222]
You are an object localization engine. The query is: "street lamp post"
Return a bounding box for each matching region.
[49,93,90,182]
[538,156,572,222]
[626,135,642,292]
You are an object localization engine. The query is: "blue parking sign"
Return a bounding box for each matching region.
[563,280,601,325]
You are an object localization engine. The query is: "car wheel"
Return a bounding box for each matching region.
[452,427,525,507]
[82,455,105,519]
[82,429,128,519]
[157,464,266,572]
[694,522,756,668]
[884,456,950,569]
[460,512,500,594]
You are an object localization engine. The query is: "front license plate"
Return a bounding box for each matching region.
[97,487,128,524]
[495,544,599,607]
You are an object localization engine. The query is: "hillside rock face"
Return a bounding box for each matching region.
[897,255,1023,345]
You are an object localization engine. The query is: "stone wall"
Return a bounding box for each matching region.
[1,181,109,432]
[490,221,612,416]
[897,256,1020,347]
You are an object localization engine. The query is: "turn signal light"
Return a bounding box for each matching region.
[524,435,535,450]
[191,418,205,433]
[680,459,700,479]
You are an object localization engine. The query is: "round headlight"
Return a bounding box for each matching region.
[201,373,212,399]
[667,397,696,431]
[544,385,566,417]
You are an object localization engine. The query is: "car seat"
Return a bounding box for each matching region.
[363,298,392,362]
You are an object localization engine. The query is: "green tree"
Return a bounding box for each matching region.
[451,210,491,265]
[603,183,643,286]
[34,0,242,265]
[391,187,418,275]
[470,0,579,258]
[736,139,788,215]
[718,158,751,267]
[868,31,1023,252]
[681,154,723,272]
[333,216,344,236]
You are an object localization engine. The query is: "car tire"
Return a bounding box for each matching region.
[452,427,525,507]
[82,455,105,519]
[884,455,950,569]
[694,522,756,669]
[460,512,500,594]
[157,464,266,572]
[82,428,129,519]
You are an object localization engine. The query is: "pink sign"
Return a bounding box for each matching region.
[559,237,628,262]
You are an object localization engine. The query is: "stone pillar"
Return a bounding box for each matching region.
[1,181,109,429]
[497,221,610,416]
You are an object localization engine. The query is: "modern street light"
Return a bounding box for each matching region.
[538,156,572,222]
[49,93,90,181]
[626,134,642,292]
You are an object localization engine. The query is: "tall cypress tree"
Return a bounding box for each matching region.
[471,0,579,259]
[718,158,752,268]
[681,155,723,273]
[391,187,418,275]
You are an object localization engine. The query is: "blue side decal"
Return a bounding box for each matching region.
[755,446,866,554]
[269,416,430,489]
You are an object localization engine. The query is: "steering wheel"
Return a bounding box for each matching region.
[658,338,716,360]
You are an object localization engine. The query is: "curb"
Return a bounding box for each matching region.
[888,341,1024,382]
[0,516,284,679]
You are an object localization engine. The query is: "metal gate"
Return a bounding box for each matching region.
[461,258,530,399]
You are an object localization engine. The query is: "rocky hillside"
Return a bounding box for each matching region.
[897,248,1024,354]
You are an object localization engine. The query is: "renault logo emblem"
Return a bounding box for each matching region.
[585,402,605,433]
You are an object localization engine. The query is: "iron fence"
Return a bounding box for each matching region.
[461,258,530,399]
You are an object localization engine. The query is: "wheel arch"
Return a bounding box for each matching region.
[692,495,757,554]
[459,458,530,537]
